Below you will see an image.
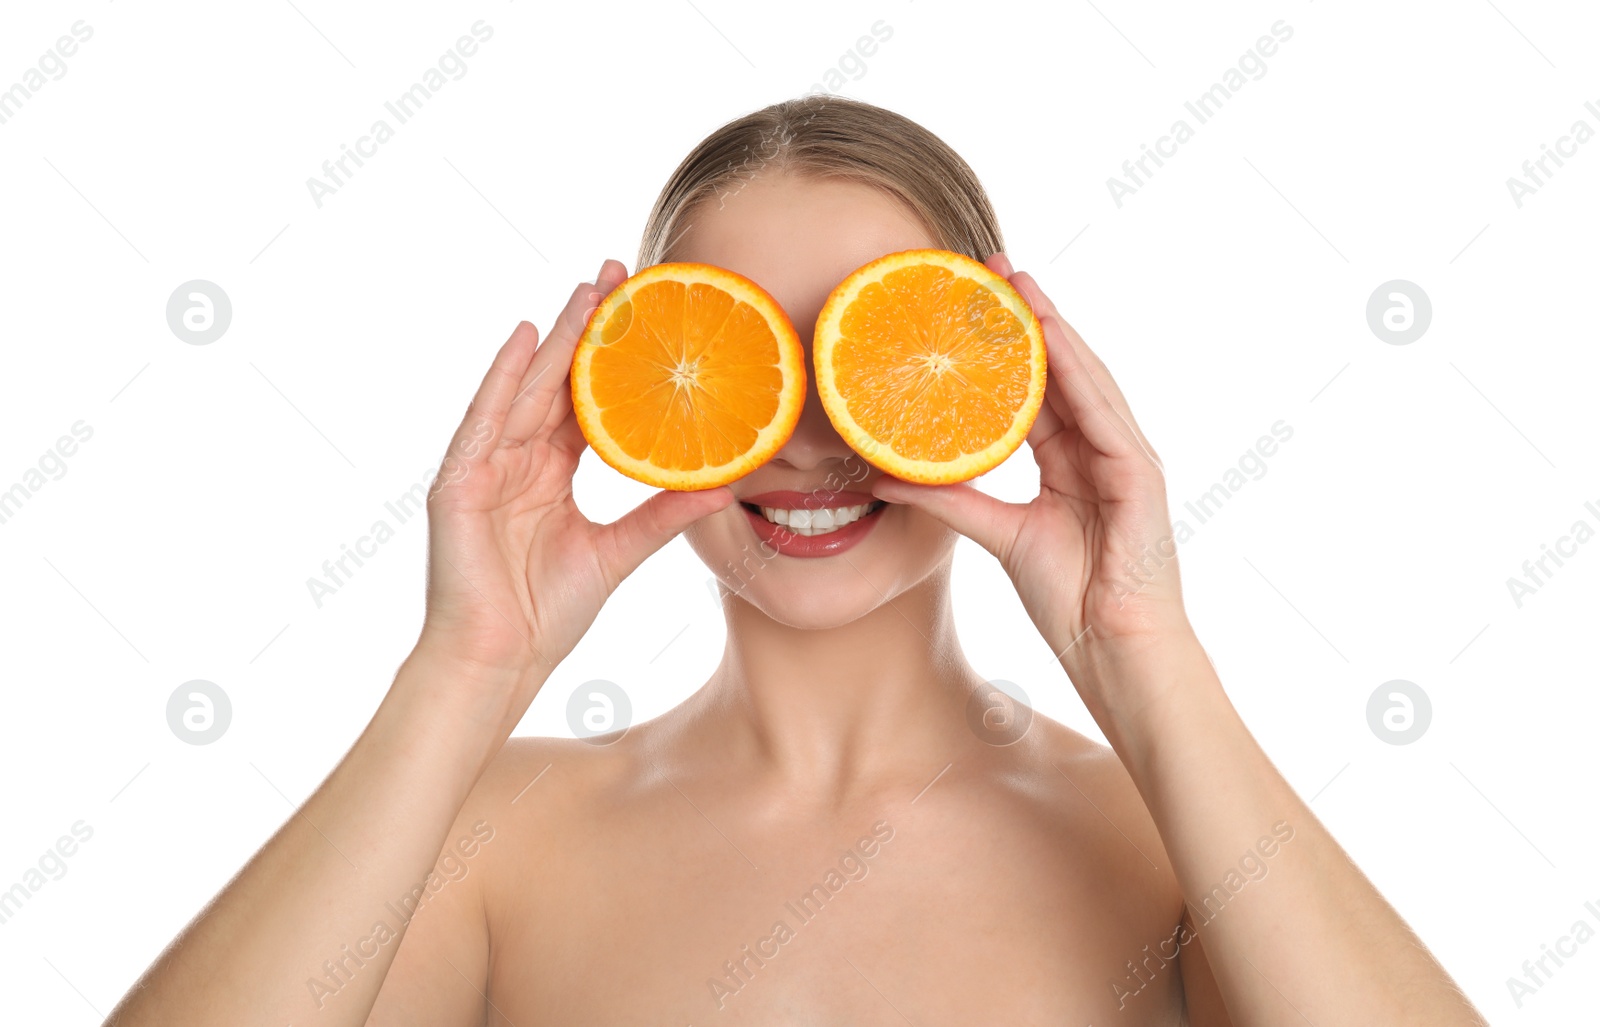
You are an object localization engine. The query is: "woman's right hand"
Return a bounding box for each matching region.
[409,258,734,721]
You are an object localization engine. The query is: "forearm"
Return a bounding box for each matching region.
[1068,631,1485,1026]
[104,651,528,1026]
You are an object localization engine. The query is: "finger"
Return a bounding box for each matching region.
[505,259,630,445]
[547,403,587,460]
[1024,387,1068,450]
[1051,308,1158,459]
[980,257,1068,452]
[501,282,600,446]
[539,384,576,448]
[1038,313,1157,468]
[1009,271,1156,458]
[1009,271,1128,412]
[868,477,1023,560]
[538,260,629,438]
[1047,313,1162,470]
[596,485,735,586]
[443,320,540,470]
[1005,266,1157,466]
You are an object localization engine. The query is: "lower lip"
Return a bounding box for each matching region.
[740,503,886,558]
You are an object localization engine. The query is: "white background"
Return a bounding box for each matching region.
[1,0,1596,1022]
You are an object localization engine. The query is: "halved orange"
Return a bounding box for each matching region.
[813,248,1047,485]
[571,262,806,490]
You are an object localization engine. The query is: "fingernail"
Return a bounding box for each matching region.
[595,258,610,282]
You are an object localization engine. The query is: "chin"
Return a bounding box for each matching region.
[725,575,889,630]
[687,504,958,630]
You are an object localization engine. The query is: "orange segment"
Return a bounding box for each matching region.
[571,263,805,490]
[813,248,1047,484]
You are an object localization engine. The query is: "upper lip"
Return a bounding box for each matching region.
[738,489,881,510]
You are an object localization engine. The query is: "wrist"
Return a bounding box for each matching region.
[385,646,549,771]
[408,627,554,693]
[1060,622,1220,740]
[356,670,502,806]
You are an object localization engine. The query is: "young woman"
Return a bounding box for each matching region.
[105,96,1486,1025]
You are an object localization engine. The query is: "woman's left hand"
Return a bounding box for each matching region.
[868,253,1193,676]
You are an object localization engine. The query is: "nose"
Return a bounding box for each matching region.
[767,361,858,474]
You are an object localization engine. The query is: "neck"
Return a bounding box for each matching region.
[699,562,981,802]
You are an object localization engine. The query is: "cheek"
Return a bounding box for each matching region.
[894,505,959,558]
[683,509,740,570]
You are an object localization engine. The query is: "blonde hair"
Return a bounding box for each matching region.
[636,94,1004,270]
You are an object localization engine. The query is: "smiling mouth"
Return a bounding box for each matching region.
[738,500,888,537]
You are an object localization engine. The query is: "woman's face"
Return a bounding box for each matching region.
[674,172,960,630]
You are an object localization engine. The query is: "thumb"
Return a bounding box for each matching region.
[869,477,1019,558]
[600,485,735,583]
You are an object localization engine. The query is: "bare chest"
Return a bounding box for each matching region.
[483,805,1186,1024]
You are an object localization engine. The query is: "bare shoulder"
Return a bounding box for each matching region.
[1034,717,1157,832]
[1020,715,1238,1019]
[364,733,648,1021]
[463,731,640,841]
[1012,712,1181,903]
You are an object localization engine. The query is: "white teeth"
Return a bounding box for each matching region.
[755,502,880,536]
